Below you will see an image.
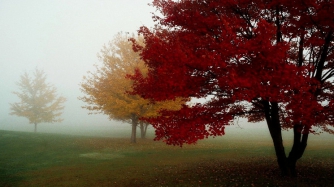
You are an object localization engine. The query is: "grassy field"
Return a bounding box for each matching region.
[0,130,333,187]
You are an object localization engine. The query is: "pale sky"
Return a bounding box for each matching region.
[0,0,156,134]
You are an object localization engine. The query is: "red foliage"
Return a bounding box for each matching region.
[130,0,334,146]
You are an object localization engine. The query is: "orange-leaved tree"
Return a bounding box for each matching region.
[79,33,186,143]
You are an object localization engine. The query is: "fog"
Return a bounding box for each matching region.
[1,1,332,143]
[0,0,156,135]
[0,0,273,138]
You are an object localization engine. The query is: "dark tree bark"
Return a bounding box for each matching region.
[139,121,149,139]
[286,125,309,176]
[130,114,138,143]
[263,101,288,175]
[263,101,309,176]
[262,8,311,176]
[315,31,333,82]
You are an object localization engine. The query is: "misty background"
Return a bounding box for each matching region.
[1,0,331,142]
[0,0,158,136]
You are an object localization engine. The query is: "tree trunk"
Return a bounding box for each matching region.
[34,123,37,133]
[286,125,309,176]
[140,121,149,139]
[263,101,309,177]
[130,114,138,143]
[263,101,289,175]
[265,6,308,176]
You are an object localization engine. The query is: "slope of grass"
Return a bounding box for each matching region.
[0,130,333,187]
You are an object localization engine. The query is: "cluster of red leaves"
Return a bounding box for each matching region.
[143,103,232,146]
[130,0,334,146]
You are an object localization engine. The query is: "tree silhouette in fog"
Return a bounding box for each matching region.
[10,68,66,132]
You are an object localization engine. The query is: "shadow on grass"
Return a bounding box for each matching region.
[117,157,334,187]
[18,156,334,187]
[0,168,26,187]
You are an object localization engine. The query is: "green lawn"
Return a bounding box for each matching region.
[0,130,333,187]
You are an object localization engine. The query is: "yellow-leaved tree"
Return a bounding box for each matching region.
[79,33,187,143]
[10,68,66,133]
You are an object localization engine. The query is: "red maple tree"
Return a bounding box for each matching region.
[130,0,334,176]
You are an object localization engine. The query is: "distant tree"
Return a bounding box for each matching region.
[10,68,66,132]
[130,0,334,176]
[79,33,186,143]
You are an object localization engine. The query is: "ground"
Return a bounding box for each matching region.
[0,130,333,186]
